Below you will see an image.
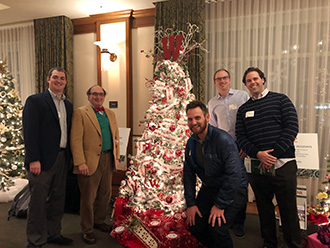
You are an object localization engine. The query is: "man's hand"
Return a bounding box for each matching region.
[79,163,89,175]
[208,205,226,227]
[257,149,277,169]
[239,149,247,160]
[29,161,41,176]
[186,205,202,226]
[115,159,119,169]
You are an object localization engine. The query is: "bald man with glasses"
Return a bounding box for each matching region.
[70,85,120,244]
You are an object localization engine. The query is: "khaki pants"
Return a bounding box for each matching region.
[78,151,114,234]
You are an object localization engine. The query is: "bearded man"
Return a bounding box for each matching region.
[183,100,248,248]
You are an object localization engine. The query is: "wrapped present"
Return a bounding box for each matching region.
[317,222,330,245]
[308,212,329,225]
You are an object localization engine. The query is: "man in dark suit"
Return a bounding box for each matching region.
[23,67,73,248]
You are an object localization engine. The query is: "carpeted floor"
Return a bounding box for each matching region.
[0,200,311,248]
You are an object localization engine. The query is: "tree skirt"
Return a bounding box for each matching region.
[0,178,28,203]
[111,197,205,248]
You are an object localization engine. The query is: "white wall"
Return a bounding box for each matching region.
[73,25,154,134]
[73,32,97,109]
[101,22,127,128]
[132,26,154,136]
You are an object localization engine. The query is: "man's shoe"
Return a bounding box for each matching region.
[94,223,112,233]
[47,235,73,246]
[82,233,96,244]
[234,225,245,238]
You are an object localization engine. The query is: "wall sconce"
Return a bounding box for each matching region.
[94,41,117,70]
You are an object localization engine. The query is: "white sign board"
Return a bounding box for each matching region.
[293,133,319,170]
[118,127,131,171]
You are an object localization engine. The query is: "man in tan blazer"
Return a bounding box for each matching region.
[70,85,119,244]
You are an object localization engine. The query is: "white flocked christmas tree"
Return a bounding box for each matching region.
[0,59,26,192]
[119,23,205,214]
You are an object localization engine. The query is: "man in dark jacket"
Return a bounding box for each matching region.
[23,67,73,248]
[184,100,248,248]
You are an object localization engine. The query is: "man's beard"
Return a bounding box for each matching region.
[190,119,207,135]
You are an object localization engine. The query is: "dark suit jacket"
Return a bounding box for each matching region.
[23,90,73,171]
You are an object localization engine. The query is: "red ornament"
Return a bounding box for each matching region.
[175,150,182,157]
[169,124,176,132]
[165,196,173,204]
[161,97,167,103]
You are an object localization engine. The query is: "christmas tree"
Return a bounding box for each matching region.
[112,24,206,248]
[0,59,26,192]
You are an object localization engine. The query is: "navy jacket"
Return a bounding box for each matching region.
[183,124,248,210]
[23,90,73,171]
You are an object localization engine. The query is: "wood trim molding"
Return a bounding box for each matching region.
[132,8,155,28]
[95,22,101,86]
[126,18,133,156]
[73,8,155,34]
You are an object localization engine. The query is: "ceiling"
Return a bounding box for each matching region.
[0,0,156,26]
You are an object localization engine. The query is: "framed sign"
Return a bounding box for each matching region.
[294,133,319,170]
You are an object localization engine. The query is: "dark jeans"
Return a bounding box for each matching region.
[27,151,67,247]
[234,200,246,227]
[249,160,302,248]
[189,186,248,248]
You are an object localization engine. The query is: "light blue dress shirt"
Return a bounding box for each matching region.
[208,88,249,141]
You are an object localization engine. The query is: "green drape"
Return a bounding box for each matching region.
[34,16,74,101]
[155,0,205,101]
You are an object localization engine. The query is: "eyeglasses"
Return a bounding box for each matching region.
[214,76,229,82]
[90,92,105,97]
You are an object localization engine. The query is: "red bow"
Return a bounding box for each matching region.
[94,107,105,112]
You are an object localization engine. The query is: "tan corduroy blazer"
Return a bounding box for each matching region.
[70,105,120,176]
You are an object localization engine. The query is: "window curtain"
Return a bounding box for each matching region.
[154,0,206,101]
[0,22,35,104]
[205,0,330,205]
[34,16,74,101]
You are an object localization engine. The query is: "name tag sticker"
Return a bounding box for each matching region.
[245,111,255,118]
[229,104,238,110]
